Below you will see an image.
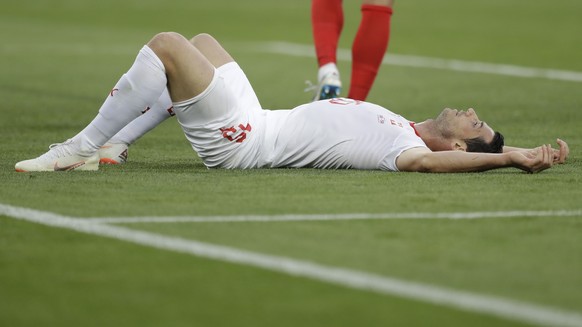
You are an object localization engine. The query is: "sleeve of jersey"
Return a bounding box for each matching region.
[378,133,428,172]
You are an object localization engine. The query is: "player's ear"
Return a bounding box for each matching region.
[452,140,467,152]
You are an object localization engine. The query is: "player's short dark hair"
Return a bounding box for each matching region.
[464,131,504,153]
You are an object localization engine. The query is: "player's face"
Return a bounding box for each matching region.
[436,108,496,143]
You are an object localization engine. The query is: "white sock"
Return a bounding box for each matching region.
[108,88,174,145]
[317,62,340,82]
[73,45,167,154]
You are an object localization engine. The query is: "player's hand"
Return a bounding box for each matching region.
[510,144,554,173]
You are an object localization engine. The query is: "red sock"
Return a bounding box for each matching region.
[348,4,393,100]
[311,0,343,67]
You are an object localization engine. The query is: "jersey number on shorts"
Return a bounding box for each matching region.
[220,123,252,143]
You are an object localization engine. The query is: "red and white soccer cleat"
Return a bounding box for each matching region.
[15,140,99,172]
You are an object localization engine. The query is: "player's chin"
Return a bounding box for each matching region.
[435,108,452,120]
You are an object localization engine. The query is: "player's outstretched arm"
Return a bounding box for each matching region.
[396,145,557,173]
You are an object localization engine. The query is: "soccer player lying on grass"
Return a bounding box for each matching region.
[15,32,569,173]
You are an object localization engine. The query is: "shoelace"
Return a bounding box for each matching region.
[45,139,75,159]
[304,80,317,93]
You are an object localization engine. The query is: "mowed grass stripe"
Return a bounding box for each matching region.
[2,203,582,327]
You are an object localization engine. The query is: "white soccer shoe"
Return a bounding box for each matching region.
[307,72,342,101]
[98,142,128,165]
[15,140,99,172]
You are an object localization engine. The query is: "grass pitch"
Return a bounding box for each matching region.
[1,1,581,326]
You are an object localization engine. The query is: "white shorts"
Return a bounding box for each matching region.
[172,62,269,168]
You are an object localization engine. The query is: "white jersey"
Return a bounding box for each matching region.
[263,98,427,171]
[172,63,427,171]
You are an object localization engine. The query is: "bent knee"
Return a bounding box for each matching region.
[147,32,188,57]
[190,33,216,46]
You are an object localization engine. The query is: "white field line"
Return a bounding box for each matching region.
[83,209,582,224]
[3,41,582,82]
[253,41,582,83]
[2,203,582,327]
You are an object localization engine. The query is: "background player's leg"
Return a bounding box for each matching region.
[311,0,343,100]
[312,0,343,69]
[348,0,393,100]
